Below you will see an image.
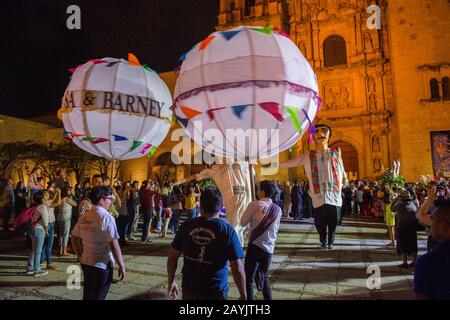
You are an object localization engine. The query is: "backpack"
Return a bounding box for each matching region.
[13,207,36,230]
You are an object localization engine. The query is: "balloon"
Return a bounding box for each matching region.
[58,55,172,160]
[173,26,321,161]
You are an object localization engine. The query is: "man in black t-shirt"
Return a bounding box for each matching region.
[167,188,246,300]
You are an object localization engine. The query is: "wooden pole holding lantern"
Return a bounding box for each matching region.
[110,158,116,185]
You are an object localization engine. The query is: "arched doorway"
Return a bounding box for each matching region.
[331,141,359,179]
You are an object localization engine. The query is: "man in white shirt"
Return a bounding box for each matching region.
[241,180,282,300]
[71,186,126,300]
[279,124,347,249]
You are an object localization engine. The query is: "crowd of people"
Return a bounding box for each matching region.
[0,167,449,300]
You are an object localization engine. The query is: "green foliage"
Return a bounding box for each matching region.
[377,171,406,188]
[199,178,217,190]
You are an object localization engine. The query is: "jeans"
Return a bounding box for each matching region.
[41,222,55,265]
[343,200,352,216]
[116,214,130,245]
[58,219,71,247]
[28,227,45,273]
[292,202,302,220]
[155,206,162,230]
[141,208,155,241]
[81,262,113,300]
[2,205,13,230]
[245,243,273,300]
[304,197,313,218]
[170,209,181,233]
[126,206,136,238]
[186,208,197,220]
[128,206,140,237]
[355,202,364,215]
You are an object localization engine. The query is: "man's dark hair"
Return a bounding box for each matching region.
[432,204,450,226]
[200,188,223,214]
[37,177,43,183]
[92,174,102,182]
[101,175,110,181]
[259,180,277,198]
[32,191,44,205]
[315,124,333,139]
[89,186,112,205]
[56,170,62,176]
[61,185,69,198]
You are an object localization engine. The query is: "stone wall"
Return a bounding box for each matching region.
[387,0,450,180]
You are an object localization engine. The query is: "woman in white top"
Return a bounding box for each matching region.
[40,187,61,270]
[57,186,77,256]
[27,191,50,276]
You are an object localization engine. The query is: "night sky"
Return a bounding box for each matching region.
[0,0,219,119]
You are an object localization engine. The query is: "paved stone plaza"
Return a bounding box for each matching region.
[0,216,427,300]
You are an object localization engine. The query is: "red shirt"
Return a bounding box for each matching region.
[142,189,156,209]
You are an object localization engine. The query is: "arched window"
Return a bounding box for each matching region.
[323,35,347,67]
[442,77,450,100]
[244,0,255,16]
[430,78,440,100]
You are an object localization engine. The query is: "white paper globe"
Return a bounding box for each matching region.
[59,56,172,160]
[174,26,321,161]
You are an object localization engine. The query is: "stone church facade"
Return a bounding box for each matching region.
[213,0,450,182]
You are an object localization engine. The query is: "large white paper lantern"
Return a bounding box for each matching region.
[174,25,321,161]
[58,55,172,160]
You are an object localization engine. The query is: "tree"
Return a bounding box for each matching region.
[0,141,42,183]
[51,143,95,184]
[88,157,120,180]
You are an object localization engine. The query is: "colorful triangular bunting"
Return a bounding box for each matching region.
[308,128,314,144]
[175,115,189,127]
[140,143,152,155]
[302,109,316,134]
[142,64,156,73]
[129,140,143,152]
[68,63,84,73]
[251,25,273,35]
[181,106,203,120]
[147,145,157,157]
[106,60,120,67]
[112,134,128,141]
[91,138,110,144]
[232,105,251,119]
[128,53,141,66]
[286,106,303,134]
[82,136,97,141]
[221,30,241,41]
[206,107,226,121]
[88,59,106,65]
[199,35,216,50]
[70,132,86,137]
[274,28,291,39]
[295,139,302,153]
[259,102,284,121]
